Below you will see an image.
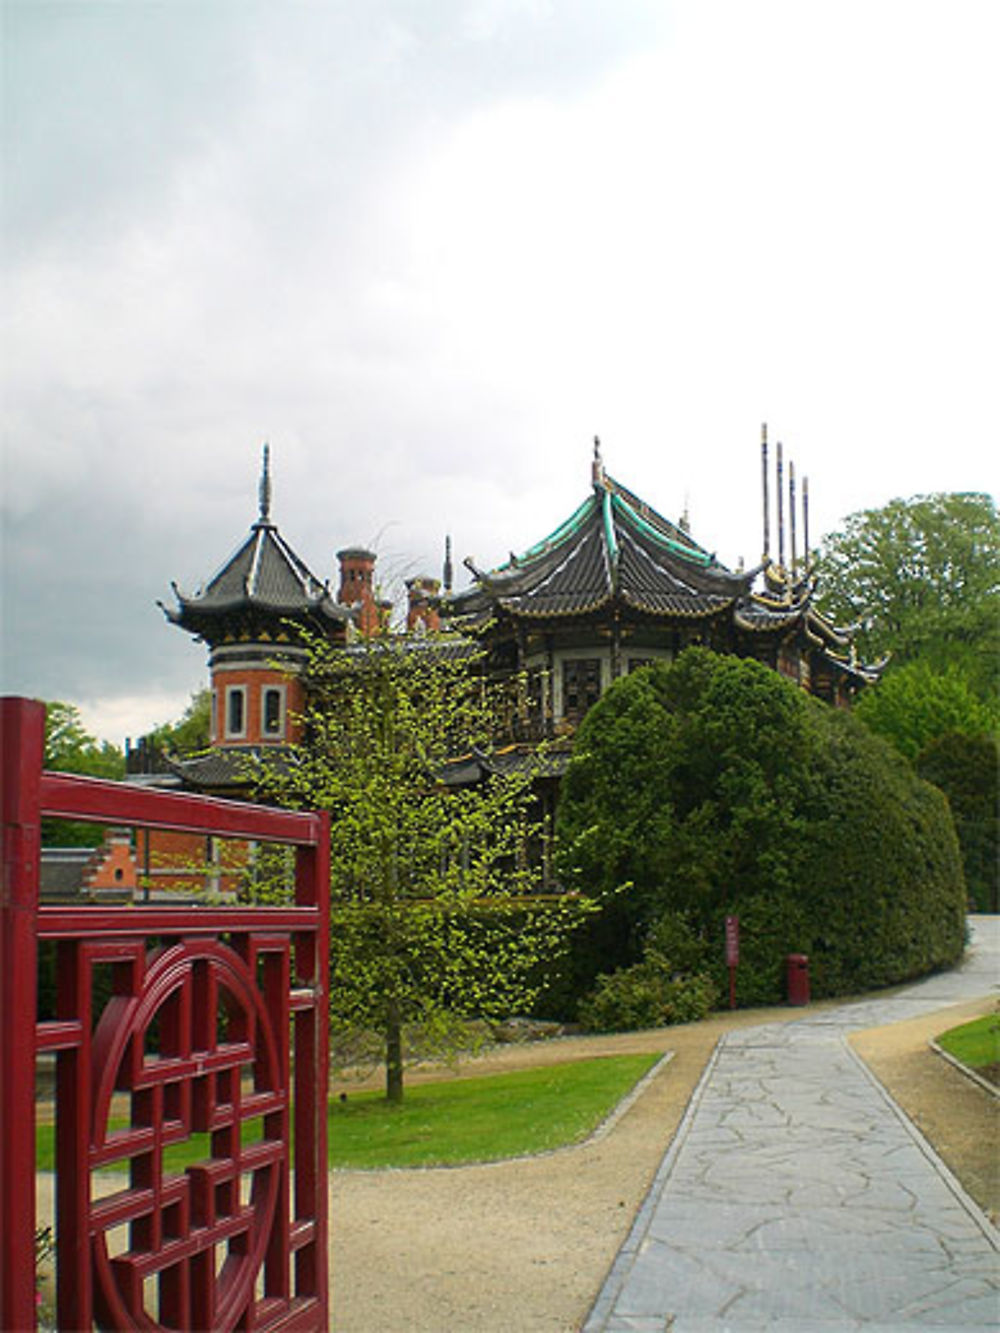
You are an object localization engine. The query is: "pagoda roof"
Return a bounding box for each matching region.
[161,447,350,639]
[166,748,257,791]
[735,571,888,685]
[438,743,571,787]
[448,447,756,625]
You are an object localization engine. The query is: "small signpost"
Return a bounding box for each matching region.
[725,914,739,1010]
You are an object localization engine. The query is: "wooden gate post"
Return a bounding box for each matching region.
[1,697,45,1332]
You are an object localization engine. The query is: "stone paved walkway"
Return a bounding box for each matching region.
[585,917,1000,1332]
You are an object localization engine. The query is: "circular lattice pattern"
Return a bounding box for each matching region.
[89,938,286,1331]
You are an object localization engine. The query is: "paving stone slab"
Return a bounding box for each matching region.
[584,918,1000,1332]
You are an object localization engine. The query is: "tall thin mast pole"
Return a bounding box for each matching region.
[776,441,785,572]
[761,423,770,561]
[802,477,811,574]
[789,460,797,578]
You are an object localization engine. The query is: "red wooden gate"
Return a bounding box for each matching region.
[1,698,330,1331]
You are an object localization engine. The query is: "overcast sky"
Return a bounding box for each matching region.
[3,0,997,746]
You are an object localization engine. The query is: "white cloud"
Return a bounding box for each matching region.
[3,0,997,746]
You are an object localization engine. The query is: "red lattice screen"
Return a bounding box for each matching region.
[1,697,330,1331]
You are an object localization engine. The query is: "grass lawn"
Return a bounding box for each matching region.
[331,1052,659,1167]
[36,1052,659,1172]
[936,1012,1000,1070]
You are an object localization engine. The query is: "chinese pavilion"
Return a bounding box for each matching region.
[444,437,882,738]
[157,434,883,797]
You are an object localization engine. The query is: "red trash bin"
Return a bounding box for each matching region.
[786,953,810,1006]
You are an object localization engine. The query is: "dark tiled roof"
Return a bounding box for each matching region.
[736,590,855,649]
[736,590,887,684]
[163,518,349,638]
[168,747,260,790]
[734,599,806,633]
[438,745,570,787]
[203,523,324,607]
[168,744,307,792]
[448,470,752,625]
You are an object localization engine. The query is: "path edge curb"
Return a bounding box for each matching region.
[928,1037,1000,1102]
[844,1036,1000,1249]
[581,1035,725,1332]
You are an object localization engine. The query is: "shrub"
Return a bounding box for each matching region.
[556,649,967,1012]
[918,732,999,913]
[578,961,717,1033]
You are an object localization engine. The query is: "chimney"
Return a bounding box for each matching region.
[337,547,379,636]
[406,576,442,634]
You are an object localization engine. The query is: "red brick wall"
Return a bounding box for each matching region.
[137,828,250,898]
[338,549,379,636]
[83,831,138,892]
[211,668,305,745]
[406,576,441,633]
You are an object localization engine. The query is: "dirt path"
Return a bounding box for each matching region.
[329,996,999,1332]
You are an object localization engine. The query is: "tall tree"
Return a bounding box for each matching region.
[854,661,998,761]
[814,492,1000,698]
[42,701,125,845]
[248,631,590,1102]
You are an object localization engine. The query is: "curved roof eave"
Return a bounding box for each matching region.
[732,607,802,634]
[164,599,351,640]
[819,650,887,684]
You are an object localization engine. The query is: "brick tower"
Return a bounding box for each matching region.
[161,446,352,756]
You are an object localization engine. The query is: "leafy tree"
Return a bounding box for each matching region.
[814,492,1000,699]
[854,661,998,761]
[148,688,211,755]
[247,631,591,1101]
[42,701,125,846]
[918,732,999,913]
[44,701,125,778]
[556,650,966,1009]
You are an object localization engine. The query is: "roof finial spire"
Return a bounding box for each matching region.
[592,435,605,490]
[258,442,272,523]
[443,534,454,593]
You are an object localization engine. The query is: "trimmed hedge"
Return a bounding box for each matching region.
[555,649,966,1011]
[917,732,999,913]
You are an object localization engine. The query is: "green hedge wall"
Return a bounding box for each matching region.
[554,649,966,1012]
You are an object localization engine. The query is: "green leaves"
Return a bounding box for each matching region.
[247,628,593,1095]
[42,701,125,846]
[43,700,124,779]
[146,689,211,756]
[555,648,967,1007]
[815,492,1000,698]
[854,661,998,761]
